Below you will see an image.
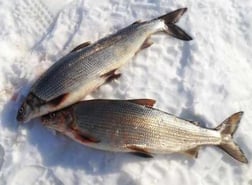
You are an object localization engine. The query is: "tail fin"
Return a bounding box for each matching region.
[157,8,192,41]
[216,112,248,163]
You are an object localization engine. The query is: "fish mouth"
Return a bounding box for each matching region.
[16,114,25,123]
[16,109,31,123]
[16,112,23,122]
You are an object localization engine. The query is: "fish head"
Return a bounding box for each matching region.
[16,100,33,123]
[16,93,44,123]
[41,108,74,132]
[17,102,31,122]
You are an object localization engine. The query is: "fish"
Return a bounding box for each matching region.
[41,99,248,164]
[17,8,192,122]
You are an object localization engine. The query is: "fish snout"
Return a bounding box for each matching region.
[16,113,24,122]
[16,103,31,123]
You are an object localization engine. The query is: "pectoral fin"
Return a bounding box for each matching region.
[72,129,100,144]
[49,93,69,106]
[183,147,199,158]
[127,145,153,158]
[127,99,156,107]
[70,41,91,53]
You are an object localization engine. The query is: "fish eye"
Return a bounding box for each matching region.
[19,106,24,114]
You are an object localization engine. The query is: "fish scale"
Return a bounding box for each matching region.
[71,100,221,152]
[42,99,248,163]
[31,53,100,100]
[17,8,192,122]
[79,110,214,144]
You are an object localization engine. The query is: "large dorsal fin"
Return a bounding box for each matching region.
[127,99,156,107]
[70,41,91,53]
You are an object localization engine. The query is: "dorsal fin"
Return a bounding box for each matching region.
[127,99,156,107]
[70,41,91,53]
[188,120,200,126]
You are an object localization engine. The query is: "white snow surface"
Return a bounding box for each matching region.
[0,0,252,184]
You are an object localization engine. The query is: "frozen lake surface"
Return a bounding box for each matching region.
[0,0,251,184]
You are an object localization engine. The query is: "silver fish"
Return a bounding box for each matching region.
[41,99,248,163]
[17,8,192,122]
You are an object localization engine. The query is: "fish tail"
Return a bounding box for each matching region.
[216,112,248,163]
[157,8,192,41]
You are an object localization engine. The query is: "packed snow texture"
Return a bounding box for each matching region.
[0,0,252,184]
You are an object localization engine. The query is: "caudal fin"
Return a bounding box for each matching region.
[216,112,248,163]
[157,8,192,41]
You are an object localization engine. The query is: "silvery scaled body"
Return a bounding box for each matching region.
[17,8,192,122]
[42,99,248,163]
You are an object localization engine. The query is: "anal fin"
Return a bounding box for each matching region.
[127,145,153,158]
[127,99,156,107]
[140,38,154,50]
[101,69,121,82]
[183,147,199,158]
[135,38,154,55]
[70,41,91,53]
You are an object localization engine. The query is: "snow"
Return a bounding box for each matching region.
[0,0,252,184]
